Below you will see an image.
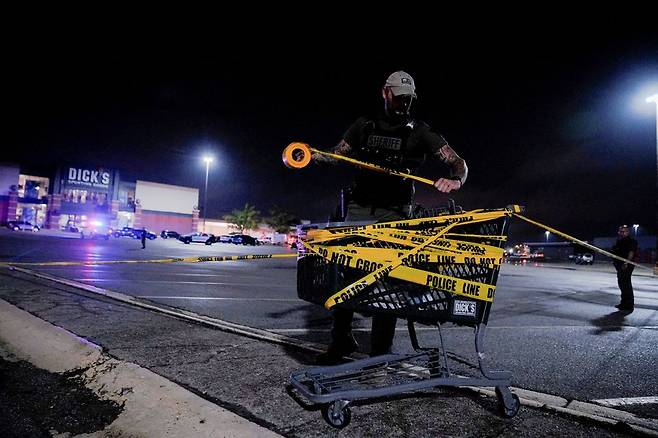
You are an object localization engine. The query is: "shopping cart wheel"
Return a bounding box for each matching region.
[321,400,351,429]
[495,387,520,418]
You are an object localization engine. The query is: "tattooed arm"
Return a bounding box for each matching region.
[312,139,353,164]
[433,144,468,193]
[313,118,365,164]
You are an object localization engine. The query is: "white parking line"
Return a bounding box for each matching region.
[272,325,658,333]
[74,279,292,287]
[592,396,658,407]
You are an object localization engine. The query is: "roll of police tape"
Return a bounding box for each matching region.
[283,142,436,186]
[0,253,297,268]
[282,142,313,169]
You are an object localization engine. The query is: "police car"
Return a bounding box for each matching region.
[178,232,215,245]
[80,220,111,240]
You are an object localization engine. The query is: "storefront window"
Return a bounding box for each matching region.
[58,214,88,231]
[16,204,48,227]
[24,180,41,199]
[64,189,109,205]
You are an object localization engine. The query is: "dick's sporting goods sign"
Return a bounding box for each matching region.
[65,167,111,189]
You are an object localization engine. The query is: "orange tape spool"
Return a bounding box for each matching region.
[282,142,312,169]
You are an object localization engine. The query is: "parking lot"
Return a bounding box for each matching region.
[1,228,658,435]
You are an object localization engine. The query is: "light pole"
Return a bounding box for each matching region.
[545,231,550,243]
[202,156,213,233]
[647,94,658,266]
[633,224,639,239]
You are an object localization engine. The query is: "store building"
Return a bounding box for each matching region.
[133,180,199,233]
[0,163,199,234]
[50,165,120,231]
[0,163,20,224]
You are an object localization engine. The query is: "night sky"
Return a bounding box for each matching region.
[5,33,658,243]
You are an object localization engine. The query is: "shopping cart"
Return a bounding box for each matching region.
[289,205,521,429]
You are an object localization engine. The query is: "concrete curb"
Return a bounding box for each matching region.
[0,299,282,437]
[467,386,658,437]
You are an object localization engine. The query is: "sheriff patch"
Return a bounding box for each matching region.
[367,135,402,151]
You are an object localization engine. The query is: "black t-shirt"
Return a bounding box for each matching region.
[343,116,449,207]
[611,236,638,268]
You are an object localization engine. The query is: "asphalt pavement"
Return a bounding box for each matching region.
[1,228,657,436]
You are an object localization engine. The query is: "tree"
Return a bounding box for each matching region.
[265,205,300,233]
[223,203,260,233]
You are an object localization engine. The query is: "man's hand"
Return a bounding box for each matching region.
[434,178,461,193]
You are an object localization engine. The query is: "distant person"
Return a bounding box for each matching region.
[141,227,147,249]
[611,225,638,312]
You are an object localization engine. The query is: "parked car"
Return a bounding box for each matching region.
[161,230,180,239]
[257,236,272,245]
[113,227,136,238]
[133,229,157,240]
[230,234,259,246]
[62,222,79,233]
[7,220,40,231]
[217,235,234,243]
[80,220,111,240]
[178,232,215,245]
[574,253,594,265]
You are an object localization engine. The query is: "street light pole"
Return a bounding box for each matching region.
[633,224,639,239]
[545,231,550,243]
[647,94,658,266]
[203,156,213,233]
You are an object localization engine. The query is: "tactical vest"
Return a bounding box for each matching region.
[352,117,426,207]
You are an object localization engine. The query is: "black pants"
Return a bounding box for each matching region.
[328,202,409,356]
[333,308,397,356]
[616,266,635,308]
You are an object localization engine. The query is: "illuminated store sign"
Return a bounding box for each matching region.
[66,167,111,189]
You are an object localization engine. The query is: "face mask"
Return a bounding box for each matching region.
[385,93,414,118]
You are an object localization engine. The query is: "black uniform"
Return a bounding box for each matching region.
[344,116,449,209]
[611,235,638,310]
[319,114,453,363]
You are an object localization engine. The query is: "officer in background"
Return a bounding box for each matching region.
[612,224,638,312]
[313,70,468,364]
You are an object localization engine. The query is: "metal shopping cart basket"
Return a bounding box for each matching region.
[289,205,522,429]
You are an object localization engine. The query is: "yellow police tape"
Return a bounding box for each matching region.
[301,207,515,308]
[283,142,436,186]
[0,253,298,267]
[512,214,651,271]
[282,142,652,269]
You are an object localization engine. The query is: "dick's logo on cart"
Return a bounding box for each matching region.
[453,300,476,317]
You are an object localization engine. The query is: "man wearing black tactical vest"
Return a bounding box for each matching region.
[313,71,469,365]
